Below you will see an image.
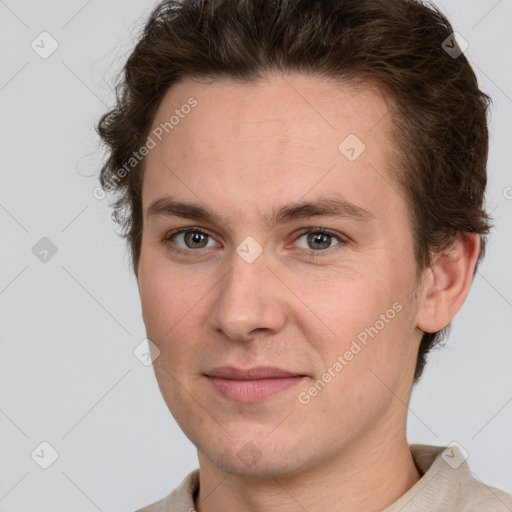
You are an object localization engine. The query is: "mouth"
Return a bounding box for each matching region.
[205,366,307,403]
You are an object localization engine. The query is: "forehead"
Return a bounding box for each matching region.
[142,73,401,226]
[148,73,392,152]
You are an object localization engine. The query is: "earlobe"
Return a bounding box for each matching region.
[415,233,481,334]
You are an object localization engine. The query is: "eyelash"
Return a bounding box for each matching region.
[163,227,347,259]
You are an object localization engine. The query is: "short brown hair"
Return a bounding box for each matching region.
[97,0,493,382]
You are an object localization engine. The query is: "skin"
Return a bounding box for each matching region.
[136,73,480,512]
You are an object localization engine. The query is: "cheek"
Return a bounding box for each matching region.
[304,303,411,435]
[291,267,396,345]
[295,266,413,387]
[138,260,187,343]
[138,262,212,432]
[138,259,210,370]
[139,276,170,339]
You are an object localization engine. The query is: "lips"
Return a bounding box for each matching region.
[206,366,304,380]
[205,366,306,402]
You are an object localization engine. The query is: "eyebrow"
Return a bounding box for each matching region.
[146,195,375,229]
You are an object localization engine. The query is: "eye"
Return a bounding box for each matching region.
[163,226,347,259]
[292,228,345,256]
[164,227,219,255]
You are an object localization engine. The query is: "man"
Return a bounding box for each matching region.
[97,0,512,510]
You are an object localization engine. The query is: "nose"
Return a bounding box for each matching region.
[208,246,288,342]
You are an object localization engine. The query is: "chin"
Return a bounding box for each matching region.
[205,450,308,480]
[197,433,323,480]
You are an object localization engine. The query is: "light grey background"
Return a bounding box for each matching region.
[1,0,511,510]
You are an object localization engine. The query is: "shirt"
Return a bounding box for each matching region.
[136,444,512,511]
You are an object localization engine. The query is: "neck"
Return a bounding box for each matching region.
[194,426,421,512]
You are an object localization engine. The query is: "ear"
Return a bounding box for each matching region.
[415,232,481,333]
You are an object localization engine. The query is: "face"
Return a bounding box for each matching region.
[137,73,424,478]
